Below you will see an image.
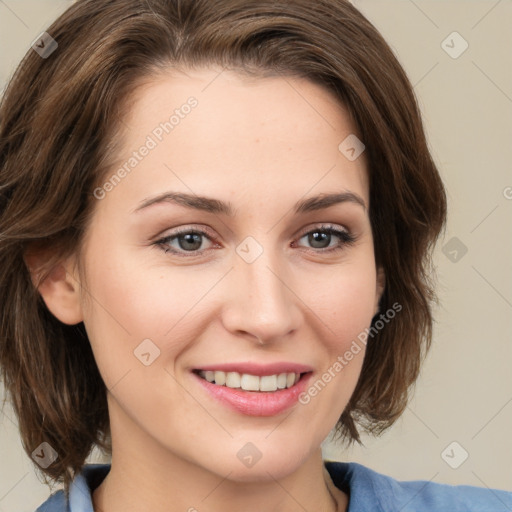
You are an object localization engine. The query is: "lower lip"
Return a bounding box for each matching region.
[192,371,312,417]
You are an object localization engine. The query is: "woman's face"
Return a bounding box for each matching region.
[74,67,384,480]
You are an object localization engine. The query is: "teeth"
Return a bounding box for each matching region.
[198,370,301,392]
[287,373,296,388]
[260,375,277,392]
[225,372,241,388]
[276,373,287,389]
[241,373,260,391]
[214,370,226,385]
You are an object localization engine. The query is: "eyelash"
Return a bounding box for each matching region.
[154,224,357,258]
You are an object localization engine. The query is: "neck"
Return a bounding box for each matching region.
[92,403,347,512]
[93,450,346,512]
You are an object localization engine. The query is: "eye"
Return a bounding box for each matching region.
[294,224,357,254]
[154,227,217,257]
[153,223,357,258]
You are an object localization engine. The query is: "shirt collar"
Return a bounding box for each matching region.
[68,464,110,511]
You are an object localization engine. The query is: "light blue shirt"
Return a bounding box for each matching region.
[36,461,512,511]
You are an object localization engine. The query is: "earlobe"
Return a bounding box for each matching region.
[24,250,84,325]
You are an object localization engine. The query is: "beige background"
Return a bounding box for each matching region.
[1,1,511,510]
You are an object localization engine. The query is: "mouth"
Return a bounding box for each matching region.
[193,369,309,392]
[191,364,314,416]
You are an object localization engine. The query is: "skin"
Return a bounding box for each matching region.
[32,67,385,512]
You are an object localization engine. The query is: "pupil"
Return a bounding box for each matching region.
[310,231,330,249]
[180,233,202,251]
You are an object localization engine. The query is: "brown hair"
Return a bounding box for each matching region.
[0,0,446,493]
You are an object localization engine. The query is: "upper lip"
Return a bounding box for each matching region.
[193,362,314,376]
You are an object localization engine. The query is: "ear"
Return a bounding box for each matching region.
[24,248,84,325]
[374,265,386,316]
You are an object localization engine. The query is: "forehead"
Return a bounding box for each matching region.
[97,67,369,216]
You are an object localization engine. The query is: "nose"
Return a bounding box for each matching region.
[221,244,303,345]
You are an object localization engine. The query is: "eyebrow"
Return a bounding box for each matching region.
[131,190,367,216]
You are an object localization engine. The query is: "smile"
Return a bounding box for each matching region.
[196,370,302,392]
[192,369,312,416]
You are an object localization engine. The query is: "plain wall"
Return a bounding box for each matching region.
[0,1,510,510]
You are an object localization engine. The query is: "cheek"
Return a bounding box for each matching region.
[291,261,376,436]
[79,241,165,384]
[80,239,223,383]
[83,238,176,333]
[304,256,377,342]
[299,254,377,395]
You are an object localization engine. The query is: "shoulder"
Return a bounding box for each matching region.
[34,489,67,512]
[325,460,512,512]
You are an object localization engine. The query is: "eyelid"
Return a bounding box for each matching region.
[155,224,217,241]
[295,222,350,238]
[160,222,353,242]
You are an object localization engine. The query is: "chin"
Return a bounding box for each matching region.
[210,444,311,483]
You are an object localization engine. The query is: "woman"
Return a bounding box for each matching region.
[0,0,510,510]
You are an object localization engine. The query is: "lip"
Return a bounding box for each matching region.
[192,369,313,417]
[194,361,314,376]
